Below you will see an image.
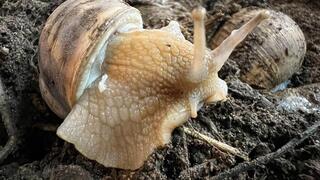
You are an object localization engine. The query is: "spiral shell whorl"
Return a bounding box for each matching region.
[39,0,143,118]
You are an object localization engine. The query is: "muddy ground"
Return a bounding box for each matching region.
[0,0,319,179]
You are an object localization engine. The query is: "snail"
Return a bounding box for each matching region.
[211,8,306,90]
[39,0,269,170]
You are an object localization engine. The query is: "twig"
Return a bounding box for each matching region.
[0,78,17,163]
[183,126,247,160]
[212,120,320,180]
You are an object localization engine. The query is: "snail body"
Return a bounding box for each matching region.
[39,0,269,169]
[211,8,306,89]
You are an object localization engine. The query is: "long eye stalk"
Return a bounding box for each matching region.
[187,7,208,83]
[211,10,270,71]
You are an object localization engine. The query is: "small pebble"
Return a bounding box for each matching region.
[0,47,9,55]
[277,96,315,113]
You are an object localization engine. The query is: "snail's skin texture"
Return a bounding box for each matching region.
[39,0,269,170]
[57,30,228,169]
[211,8,306,89]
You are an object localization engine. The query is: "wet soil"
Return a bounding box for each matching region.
[0,0,319,179]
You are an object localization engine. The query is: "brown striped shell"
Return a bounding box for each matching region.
[211,8,306,89]
[39,0,142,118]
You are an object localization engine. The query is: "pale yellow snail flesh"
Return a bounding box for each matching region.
[39,0,269,170]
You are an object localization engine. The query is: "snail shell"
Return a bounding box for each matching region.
[211,8,306,89]
[39,0,143,118]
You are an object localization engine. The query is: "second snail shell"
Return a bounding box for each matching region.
[211,8,306,89]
